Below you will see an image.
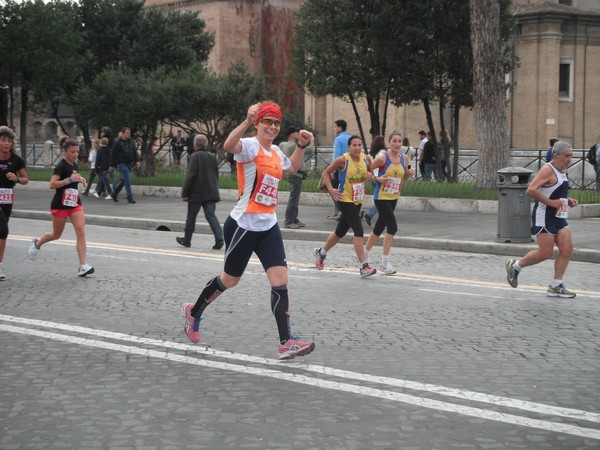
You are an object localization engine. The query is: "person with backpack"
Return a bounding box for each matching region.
[587,141,599,192]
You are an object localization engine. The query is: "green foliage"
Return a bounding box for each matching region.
[293,0,404,140]
[78,0,144,78]
[0,0,85,153]
[120,8,214,72]
[293,0,516,148]
[163,61,268,155]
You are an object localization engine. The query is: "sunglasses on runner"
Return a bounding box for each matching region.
[259,118,282,128]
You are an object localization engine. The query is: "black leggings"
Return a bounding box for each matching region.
[373,199,398,236]
[335,202,364,238]
[0,204,12,239]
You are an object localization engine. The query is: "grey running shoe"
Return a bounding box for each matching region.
[547,284,576,298]
[505,258,520,288]
[28,238,40,260]
[78,264,95,277]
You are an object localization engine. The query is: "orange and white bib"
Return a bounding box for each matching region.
[0,188,14,205]
[62,188,79,207]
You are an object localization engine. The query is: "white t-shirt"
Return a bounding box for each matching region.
[88,149,97,166]
[418,138,428,160]
[401,145,415,160]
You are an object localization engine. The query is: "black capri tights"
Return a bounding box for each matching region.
[0,204,12,239]
[335,202,364,238]
[373,199,398,236]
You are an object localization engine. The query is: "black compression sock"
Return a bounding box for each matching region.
[271,285,291,344]
[191,276,226,317]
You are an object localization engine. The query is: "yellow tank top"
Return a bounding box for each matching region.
[374,152,405,201]
[339,153,368,204]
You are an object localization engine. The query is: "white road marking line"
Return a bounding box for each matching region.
[1,322,599,440]
[1,314,599,427]
[419,288,505,299]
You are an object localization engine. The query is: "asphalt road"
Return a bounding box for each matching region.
[1,219,599,449]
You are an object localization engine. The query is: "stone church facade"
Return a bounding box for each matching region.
[146,0,600,151]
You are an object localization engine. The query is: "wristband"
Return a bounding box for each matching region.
[295,139,310,149]
[67,177,73,184]
[15,175,20,184]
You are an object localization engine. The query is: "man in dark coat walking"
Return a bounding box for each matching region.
[176,134,224,249]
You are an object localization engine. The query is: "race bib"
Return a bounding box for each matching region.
[383,177,402,194]
[555,198,568,219]
[351,182,365,202]
[253,173,280,206]
[0,188,14,205]
[62,188,79,207]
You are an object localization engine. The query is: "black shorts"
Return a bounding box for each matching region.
[335,202,364,238]
[223,215,287,277]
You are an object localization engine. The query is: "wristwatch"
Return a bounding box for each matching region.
[295,140,310,149]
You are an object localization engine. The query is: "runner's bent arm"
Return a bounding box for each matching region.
[223,103,259,154]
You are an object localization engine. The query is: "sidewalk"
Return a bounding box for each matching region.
[12,182,600,263]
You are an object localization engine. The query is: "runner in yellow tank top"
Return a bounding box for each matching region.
[364,131,414,275]
[338,152,368,203]
[315,135,378,278]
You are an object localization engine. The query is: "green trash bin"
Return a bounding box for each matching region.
[496,166,533,243]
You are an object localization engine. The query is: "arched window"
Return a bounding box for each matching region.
[45,121,58,140]
[30,121,43,142]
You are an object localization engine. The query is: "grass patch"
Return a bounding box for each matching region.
[27,166,599,204]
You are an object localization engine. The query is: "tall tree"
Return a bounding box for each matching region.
[0,0,83,157]
[69,1,215,173]
[293,0,419,143]
[470,0,510,189]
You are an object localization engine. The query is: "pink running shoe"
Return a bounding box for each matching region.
[314,248,325,270]
[278,337,316,360]
[359,263,377,278]
[182,303,201,344]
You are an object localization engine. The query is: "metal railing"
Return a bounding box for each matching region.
[23,142,598,195]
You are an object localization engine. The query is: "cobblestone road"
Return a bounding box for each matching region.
[1,219,599,449]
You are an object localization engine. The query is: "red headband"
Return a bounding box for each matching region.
[255,102,283,126]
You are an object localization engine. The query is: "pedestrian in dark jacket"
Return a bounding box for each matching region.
[176,134,224,250]
[109,127,140,204]
[93,138,113,198]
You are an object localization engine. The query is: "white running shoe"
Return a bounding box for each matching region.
[92,192,100,198]
[28,238,40,260]
[0,264,5,280]
[378,261,397,275]
[105,195,112,200]
[78,264,95,277]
